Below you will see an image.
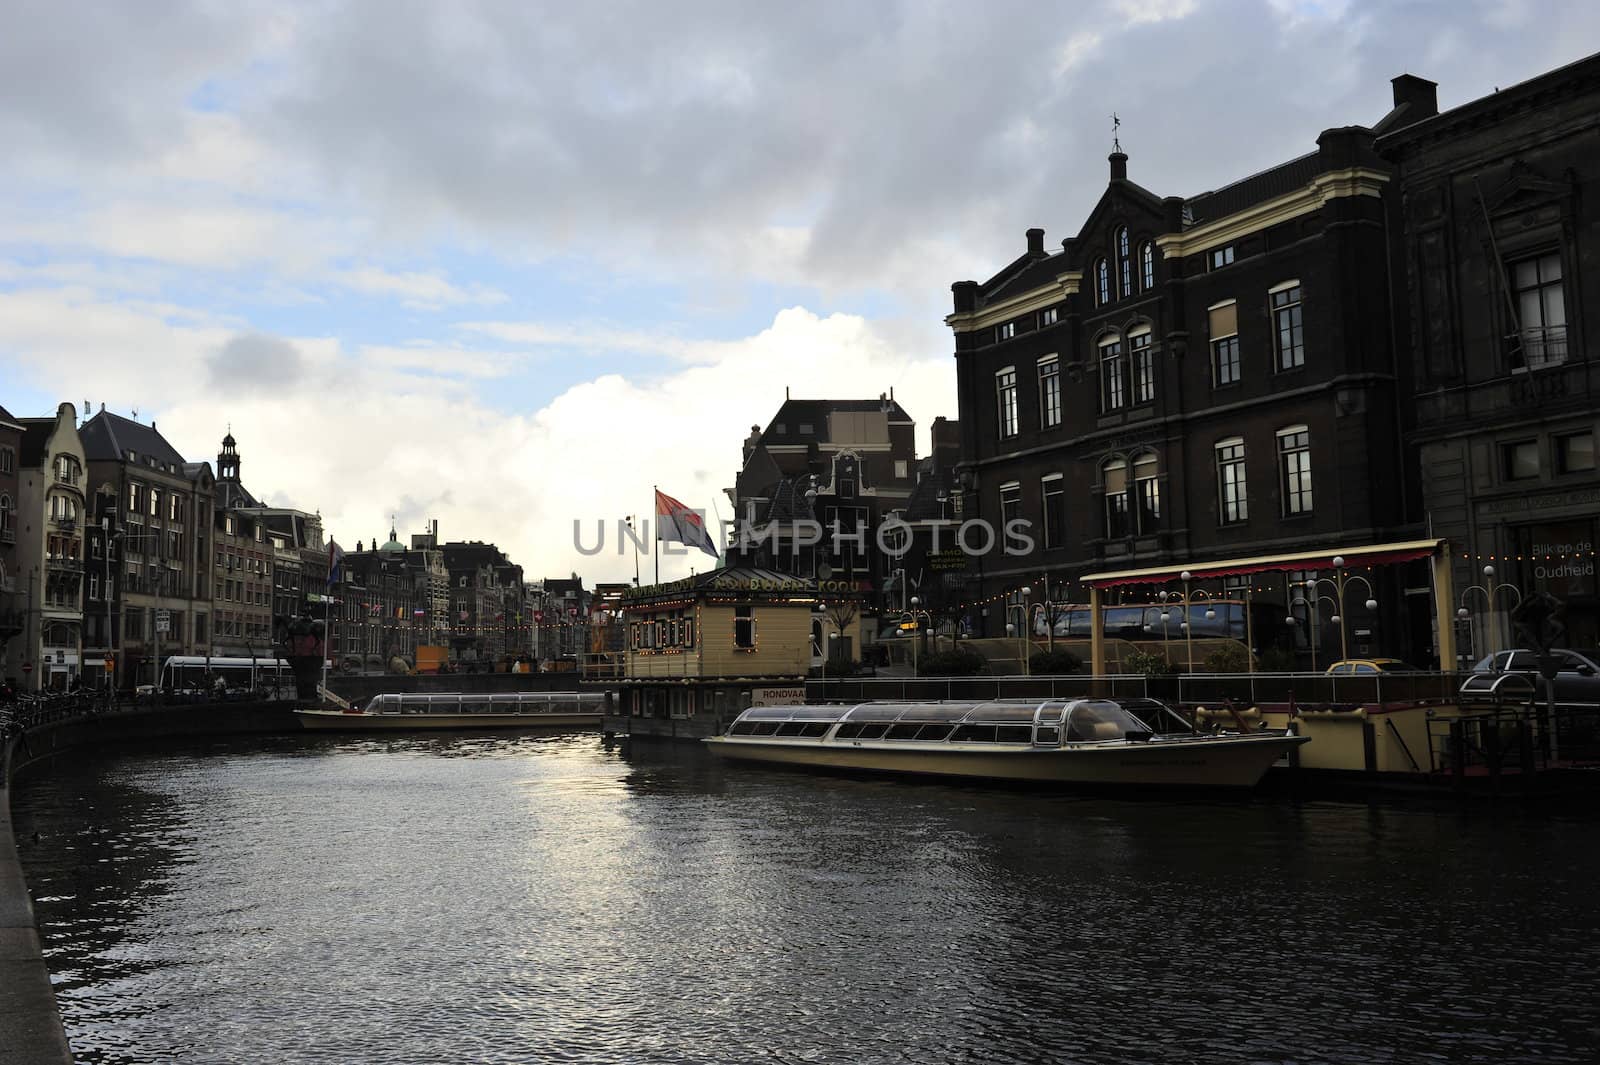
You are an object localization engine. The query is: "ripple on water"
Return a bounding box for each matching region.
[11,736,1600,1064]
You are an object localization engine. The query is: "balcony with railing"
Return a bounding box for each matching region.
[1507,325,1569,373]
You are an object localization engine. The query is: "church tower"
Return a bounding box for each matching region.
[218,429,241,484]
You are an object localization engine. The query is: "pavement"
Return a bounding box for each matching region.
[1,739,76,1065]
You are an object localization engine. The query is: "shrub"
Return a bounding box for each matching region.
[918,648,990,676]
[1203,644,1252,674]
[1029,649,1083,675]
[1123,649,1176,677]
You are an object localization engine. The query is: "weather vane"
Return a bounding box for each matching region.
[1112,111,1122,153]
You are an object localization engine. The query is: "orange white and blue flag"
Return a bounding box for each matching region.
[654,489,720,560]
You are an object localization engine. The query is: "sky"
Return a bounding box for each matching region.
[2,0,1597,585]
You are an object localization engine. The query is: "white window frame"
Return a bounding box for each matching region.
[995,366,1019,439]
[1038,355,1062,429]
[1129,328,1154,404]
[1276,424,1313,515]
[1041,474,1065,549]
[1270,280,1305,372]
[1215,437,1248,524]
[1099,334,1125,412]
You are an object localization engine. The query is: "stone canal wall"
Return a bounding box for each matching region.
[1,702,302,1065]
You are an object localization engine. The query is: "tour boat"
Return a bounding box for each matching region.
[294,691,606,731]
[704,699,1309,788]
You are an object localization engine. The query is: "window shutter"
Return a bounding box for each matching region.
[1209,301,1238,338]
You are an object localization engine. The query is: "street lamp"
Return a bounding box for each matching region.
[1326,556,1378,663]
[1180,570,1194,673]
[908,595,933,676]
[1459,564,1521,661]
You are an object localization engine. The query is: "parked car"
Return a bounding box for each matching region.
[1326,658,1422,675]
[1469,648,1600,705]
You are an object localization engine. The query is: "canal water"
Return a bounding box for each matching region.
[11,733,1600,1065]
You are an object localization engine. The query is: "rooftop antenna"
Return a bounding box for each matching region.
[1111,112,1122,154]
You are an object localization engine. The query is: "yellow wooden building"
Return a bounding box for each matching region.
[603,567,823,738]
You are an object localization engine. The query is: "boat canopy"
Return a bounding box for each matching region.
[365,691,606,714]
[733,699,1130,729]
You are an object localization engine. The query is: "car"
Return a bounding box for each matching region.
[1326,658,1422,675]
[1469,648,1600,705]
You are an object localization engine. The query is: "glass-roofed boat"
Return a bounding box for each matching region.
[294,691,606,731]
[704,699,1308,788]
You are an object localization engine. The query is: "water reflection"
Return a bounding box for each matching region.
[12,734,1600,1064]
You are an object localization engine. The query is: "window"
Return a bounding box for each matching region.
[999,482,1021,530]
[734,605,756,649]
[996,321,1016,342]
[1210,245,1235,269]
[798,422,813,434]
[1096,258,1110,305]
[1272,283,1304,371]
[1038,356,1061,428]
[1141,241,1155,291]
[1557,433,1595,475]
[1509,252,1567,370]
[1133,453,1160,534]
[1042,476,1065,548]
[1117,227,1132,298]
[1277,426,1313,515]
[1130,330,1154,404]
[1502,440,1540,481]
[0,447,12,474]
[1039,307,1059,327]
[1100,335,1125,412]
[1103,459,1129,539]
[1216,439,1248,524]
[996,368,1019,438]
[1209,301,1240,386]
[0,493,11,538]
[148,488,159,517]
[894,459,908,479]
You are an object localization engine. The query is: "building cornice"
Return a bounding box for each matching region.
[1156,167,1390,260]
[946,271,1082,334]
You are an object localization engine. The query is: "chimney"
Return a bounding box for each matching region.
[1391,74,1438,119]
[951,280,979,314]
[1109,151,1128,181]
[1026,228,1045,256]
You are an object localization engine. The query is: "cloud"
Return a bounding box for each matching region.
[209,332,304,389]
[332,266,507,309]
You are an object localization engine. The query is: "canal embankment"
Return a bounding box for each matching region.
[1,700,303,1065]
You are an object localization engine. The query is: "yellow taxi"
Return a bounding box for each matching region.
[1325,658,1421,675]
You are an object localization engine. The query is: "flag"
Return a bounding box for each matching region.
[655,489,720,560]
[327,540,345,589]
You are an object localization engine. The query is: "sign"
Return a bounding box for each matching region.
[22,662,32,674]
[929,549,969,572]
[534,611,545,623]
[750,685,806,707]
[155,609,171,634]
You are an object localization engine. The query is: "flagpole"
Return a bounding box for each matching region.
[653,484,659,586]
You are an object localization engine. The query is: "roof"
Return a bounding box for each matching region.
[761,396,912,441]
[215,479,260,510]
[984,249,1068,304]
[624,565,814,605]
[1184,150,1324,224]
[1376,50,1600,150]
[0,404,21,432]
[79,411,187,468]
[17,420,56,467]
[1081,539,1446,588]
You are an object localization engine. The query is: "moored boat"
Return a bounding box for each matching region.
[704,699,1308,788]
[295,691,605,731]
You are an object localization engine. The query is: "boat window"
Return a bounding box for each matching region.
[995,724,1033,744]
[749,721,780,736]
[833,722,864,739]
[916,723,954,741]
[952,724,998,742]
[799,722,831,738]
[855,722,889,739]
[730,722,759,735]
[966,703,1040,723]
[775,722,809,737]
[1035,726,1060,744]
[1065,701,1147,742]
[842,704,918,722]
[886,722,924,740]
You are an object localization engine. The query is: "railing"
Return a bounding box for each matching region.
[1507,325,1568,372]
[1425,704,1600,777]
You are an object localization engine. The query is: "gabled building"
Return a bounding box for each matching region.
[79,409,214,687]
[10,403,88,689]
[728,392,927,651]
[949,113,1425,660]
[0,404,23,678]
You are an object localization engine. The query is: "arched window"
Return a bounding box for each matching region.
[1096,258,1111,306]
[0,492,13,536]
[1102,459,1129,539]
[1141,241,1156,291]
[1117,227,1132,298]
[1129,326,1154,404]
[1099,333,1125,412]
[1133,452,1160,534]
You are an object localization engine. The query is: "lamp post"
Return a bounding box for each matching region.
[1325,556,1378,664]
[1180,570,1194,673]
[908,595,933,676]
[1459,564,1521,661]
[624,516,640,586]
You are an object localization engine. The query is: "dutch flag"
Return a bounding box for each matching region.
[327,539,345,589]
[654,489,720,561]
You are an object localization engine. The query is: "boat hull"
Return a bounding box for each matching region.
[294,709,602,731]
[703,733,1307,789]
